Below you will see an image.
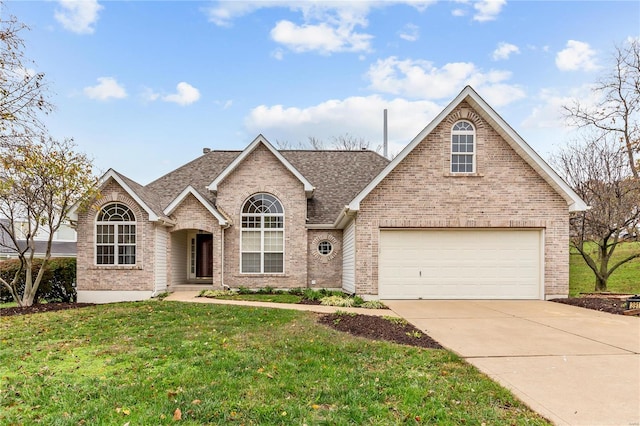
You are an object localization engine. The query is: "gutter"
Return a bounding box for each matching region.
[333,206,358,229]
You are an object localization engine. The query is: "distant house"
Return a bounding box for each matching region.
[71,86,587,303]
[0,218,77,261]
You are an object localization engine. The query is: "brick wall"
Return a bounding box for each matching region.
[216,143,308,289]
[307,229,343,288]
[356,102,570,297]
[76,180,156,292]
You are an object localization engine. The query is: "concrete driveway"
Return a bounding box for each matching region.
[384,300,640,426]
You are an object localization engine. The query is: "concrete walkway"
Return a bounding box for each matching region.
[385,300,640,426]
[164,291,399,317]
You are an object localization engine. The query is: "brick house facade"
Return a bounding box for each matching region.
[72,87,586,303]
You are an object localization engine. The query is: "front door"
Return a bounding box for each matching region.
[190,233,213,279]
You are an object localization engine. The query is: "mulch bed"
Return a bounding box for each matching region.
[318,313,443,349]
[550,297,631,315]
[0,302,94,317]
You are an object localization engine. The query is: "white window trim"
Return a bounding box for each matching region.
[240,194,285,274]
[94,203,137,266]
[451,120,476,174]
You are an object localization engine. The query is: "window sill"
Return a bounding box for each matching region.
[445,172,483,177]
[236,273,288,278]
[91,265,142,270]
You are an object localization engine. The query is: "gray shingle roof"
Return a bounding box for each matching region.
[281,150,389,224]
[121,149,389,226]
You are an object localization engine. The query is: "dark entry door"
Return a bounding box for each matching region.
[196,234,213,278]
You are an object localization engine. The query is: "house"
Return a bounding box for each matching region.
[72,86,587,303]
[0,218,77,261]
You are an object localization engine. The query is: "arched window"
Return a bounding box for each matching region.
[95,203,136,265]
[451,120,475,173]
[241,194,284,273]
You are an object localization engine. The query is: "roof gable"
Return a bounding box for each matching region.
[347,86,588,213]
[69,169,172,224]
[206,135,315,198]
[163,186,228,226]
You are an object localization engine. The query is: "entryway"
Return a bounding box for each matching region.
[190,233,213,279]
[169,230,214,289]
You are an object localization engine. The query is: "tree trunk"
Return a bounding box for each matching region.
[594,275,608,292]
[596,245,610,292]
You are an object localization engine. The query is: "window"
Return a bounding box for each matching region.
[451,120,475,173]
[96,203,136,265]
[241,194,284,273]
[318,240,333,256]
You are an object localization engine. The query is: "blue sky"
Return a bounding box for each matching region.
[6,0,639,184]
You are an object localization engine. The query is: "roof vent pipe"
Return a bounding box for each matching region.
[383,109,388,159]
[203,148,211,154]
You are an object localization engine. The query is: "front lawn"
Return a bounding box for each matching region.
[570,242,640,296]
[1,301,548,425]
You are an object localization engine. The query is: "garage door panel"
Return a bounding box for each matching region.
[379,230,542,299]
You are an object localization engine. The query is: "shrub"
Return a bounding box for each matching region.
[154,292,170,300]
[287,287,304,296]
[0,257,77,303]
[199,290,233,298]
[361,300,387,309]
[302,288,323,301]
[384,316,408,326]
[320,295,355,307]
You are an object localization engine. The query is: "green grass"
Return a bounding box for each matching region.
[1,301,548,425]
[570,242,640,296]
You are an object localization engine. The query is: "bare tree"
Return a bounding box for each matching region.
[274,139,292,149]
[332,133,372,150]
[277,133,383,152]
[0,6,53,147]
[307,136,325,150]
[564,39,640,178]
[553,133,640,291]
[0,138,98,306]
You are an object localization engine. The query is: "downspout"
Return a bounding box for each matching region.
[221,223,231,290]
[221,226,226,289]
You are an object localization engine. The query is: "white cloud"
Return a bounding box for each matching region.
[473,0,506,22]
[555,40,599,71]
[205,1,267,27]
[55,0,103,34]
[206,1,436,54]
[141,87,160,103]
[452,8,467,17]
[522,85,599,129]
[162,82,201,106]
[83,77,127,101]
[207,1,435,26]
[271,48,285,60]
[366,56,525,106]
[270,20,373,54]
[399,23,419,42]
[245,95,442,153]
[492,42,520,60]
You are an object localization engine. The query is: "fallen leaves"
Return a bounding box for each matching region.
[173,408,182,420]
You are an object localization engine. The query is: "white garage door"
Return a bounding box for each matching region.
[379,229,542,299]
